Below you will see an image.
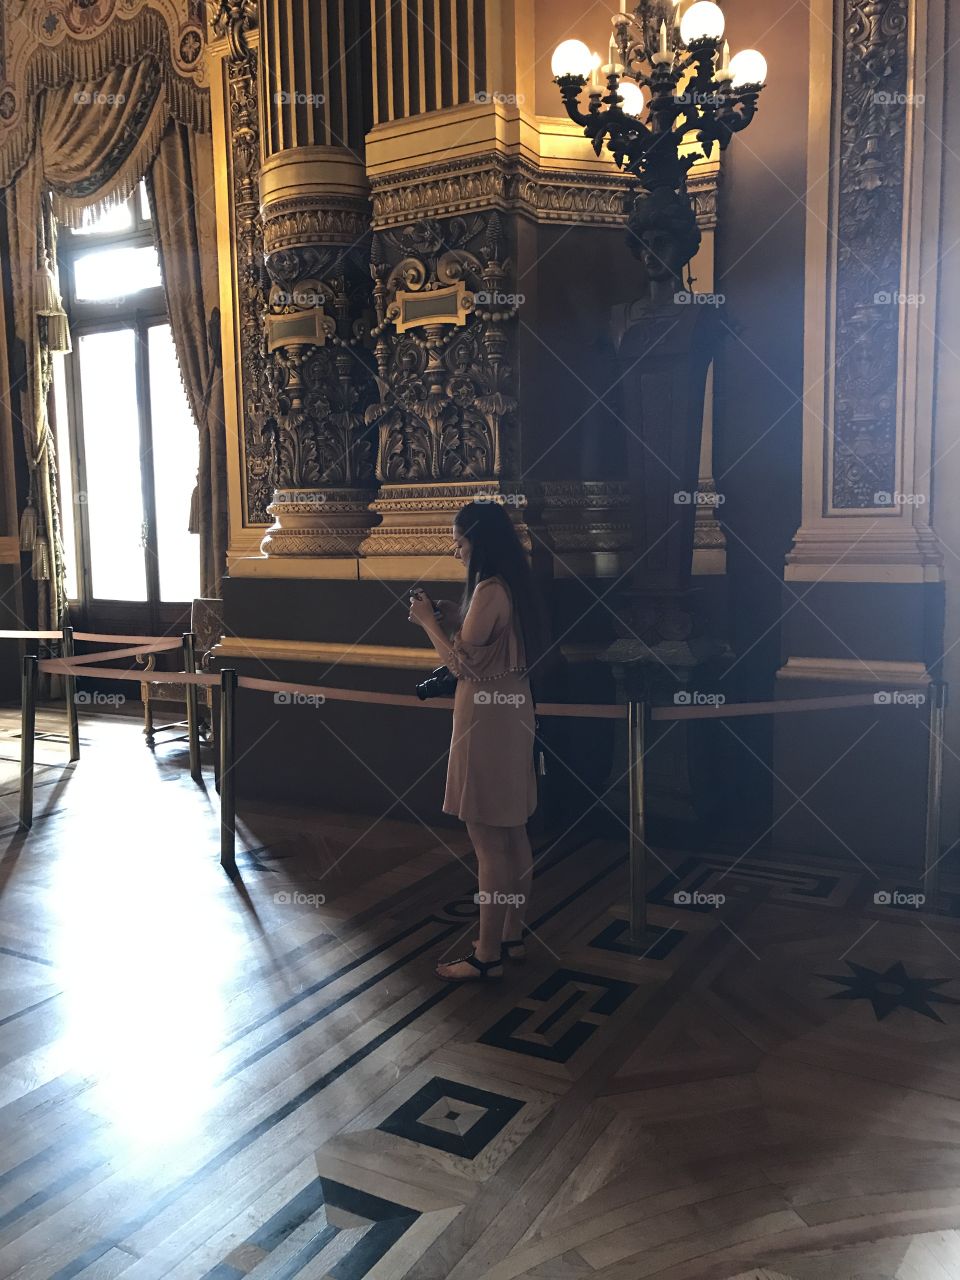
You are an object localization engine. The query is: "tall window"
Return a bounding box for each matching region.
[53,181,200,632]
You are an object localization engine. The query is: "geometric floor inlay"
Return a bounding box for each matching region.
[588,918,686,959]
[649,855,847,912]
[202,1176,419,1279]
[478,968,636,1062]
[378,1075,524,1159]
[818,959,960,1022]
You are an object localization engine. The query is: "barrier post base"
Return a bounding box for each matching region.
[19,654,38,831]
[626,697,652,948]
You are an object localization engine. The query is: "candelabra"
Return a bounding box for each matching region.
[553,0,766,289]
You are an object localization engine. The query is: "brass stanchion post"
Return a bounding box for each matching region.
[182,632,201,782]
[220,668,237,873]
[627,697,649,946]
[62,626,80,762]
[923,680,947,903]
[19,654,37,831]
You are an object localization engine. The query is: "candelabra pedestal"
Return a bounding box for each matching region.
[601,293,730,835]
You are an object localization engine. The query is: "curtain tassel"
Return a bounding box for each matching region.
[32,536,50,582]
[19,496,37,551]
[188,481,200,535]
[34,264,61,317]
[45,310,72,355]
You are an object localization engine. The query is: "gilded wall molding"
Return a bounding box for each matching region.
[223,29,273,526]
[370,151,718,232]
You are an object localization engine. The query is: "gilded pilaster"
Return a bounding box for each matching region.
[786,0,944,584]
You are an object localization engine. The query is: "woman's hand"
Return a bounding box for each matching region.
[408,589,435,628]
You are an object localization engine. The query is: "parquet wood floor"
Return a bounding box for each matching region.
[2,710,960,1279]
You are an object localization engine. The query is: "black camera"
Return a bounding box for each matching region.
[415,666,457,700]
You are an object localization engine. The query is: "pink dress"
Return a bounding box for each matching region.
[442,577,537,826]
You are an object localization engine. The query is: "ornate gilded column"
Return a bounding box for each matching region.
[208,0,375,569]
[356,0,528,577]
[255,0,376,558]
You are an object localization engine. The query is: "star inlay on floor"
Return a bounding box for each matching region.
[818,960,960,1022]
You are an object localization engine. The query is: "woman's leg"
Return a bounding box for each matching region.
[437,821,512,978]
[503,824,532,942]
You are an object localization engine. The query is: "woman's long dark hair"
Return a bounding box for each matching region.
[455,500,547,677]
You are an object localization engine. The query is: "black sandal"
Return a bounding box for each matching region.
[436,951,503,983]
[500,938,527,963]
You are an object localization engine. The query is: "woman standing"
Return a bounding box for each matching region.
[408,500,541,983]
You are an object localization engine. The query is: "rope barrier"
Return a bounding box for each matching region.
[652,690,923,721]
[38,660,219,686]
[11,627,948,943]
[37,656,626,718]
[0,630,173,644]
[44,639,183,667]
[0,630,62,640]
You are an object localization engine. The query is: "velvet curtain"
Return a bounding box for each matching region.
[147,122,227,600]
[5,60,225,628]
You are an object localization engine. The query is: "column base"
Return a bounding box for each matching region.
[260,488,376,557]
[358,480,530,564]
[537,480,633,578]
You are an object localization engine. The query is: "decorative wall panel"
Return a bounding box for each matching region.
[831,0,908,509]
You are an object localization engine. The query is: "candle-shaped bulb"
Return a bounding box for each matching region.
[659,19,668,54]
[722,39,730,70]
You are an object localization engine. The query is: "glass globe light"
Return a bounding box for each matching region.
[679,1,725,45]
[551,39,594,78]
[618,81,646,116]
[729,48,768,87]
